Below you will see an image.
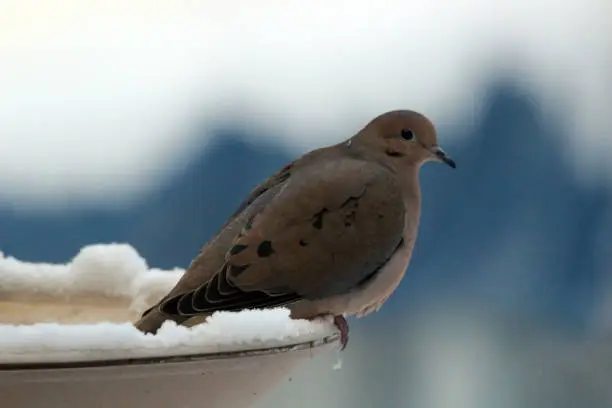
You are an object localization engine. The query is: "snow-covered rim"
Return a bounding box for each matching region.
[0,333,340,369]
[0,319,338,365]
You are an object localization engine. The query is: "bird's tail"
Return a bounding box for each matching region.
[133,306,210,334]
[133,308,167,334]
[132,305,186,334]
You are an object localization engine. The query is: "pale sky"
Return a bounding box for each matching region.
[0,0,610,206]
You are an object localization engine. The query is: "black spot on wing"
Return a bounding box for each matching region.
[312,208,328,230]
[340,195,362,208]
[229,244,248,255]
[244,215,255,231]
[228,264,249,278]
[299,239,308,247]
[257,240,274,257]
[341,195,361,227]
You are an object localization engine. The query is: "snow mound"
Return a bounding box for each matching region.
[0,243,183,314]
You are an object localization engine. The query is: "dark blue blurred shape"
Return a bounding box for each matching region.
[1,82,609,326]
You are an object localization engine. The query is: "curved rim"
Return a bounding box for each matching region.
[0,333,340,371]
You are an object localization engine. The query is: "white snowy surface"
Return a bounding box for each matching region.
[0,244,337,364]
[0,243,183,314]
[0,311,337,364]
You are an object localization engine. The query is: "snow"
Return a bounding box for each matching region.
[0,312,337,365]
[0,244,337,364]
[0,243,183,315]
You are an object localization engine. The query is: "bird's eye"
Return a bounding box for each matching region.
[400,129,415,141]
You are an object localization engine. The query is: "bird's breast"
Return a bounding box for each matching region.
[350,235,414,317]
[289,202,420,320]
[290,233,415,319]
[347,200,420,316]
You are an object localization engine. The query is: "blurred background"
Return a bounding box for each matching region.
[1,1,611,407]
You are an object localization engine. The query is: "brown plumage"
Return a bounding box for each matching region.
[134,110,456,349]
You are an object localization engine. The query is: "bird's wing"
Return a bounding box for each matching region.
[160,157,406,316]
[136,160,296,320]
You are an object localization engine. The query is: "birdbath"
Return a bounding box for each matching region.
[0,244,340,408]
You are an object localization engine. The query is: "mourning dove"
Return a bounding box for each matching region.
[134,110,455,349]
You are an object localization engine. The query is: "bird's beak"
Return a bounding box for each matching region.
[430,146,456,169]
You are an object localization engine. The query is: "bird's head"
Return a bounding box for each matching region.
[352,110,456,169]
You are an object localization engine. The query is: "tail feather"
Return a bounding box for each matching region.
[133,308,188,334]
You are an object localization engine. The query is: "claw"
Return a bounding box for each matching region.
[333,315,349,350]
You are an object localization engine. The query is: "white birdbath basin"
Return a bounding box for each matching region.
[0,244,340,408]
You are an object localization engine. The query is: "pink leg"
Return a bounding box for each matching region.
[333,315,349,350]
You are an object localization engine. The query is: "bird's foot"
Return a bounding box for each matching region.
[333,315,349,351]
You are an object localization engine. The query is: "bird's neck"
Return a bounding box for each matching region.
[397,163,421,199]
[399,163,421,223]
